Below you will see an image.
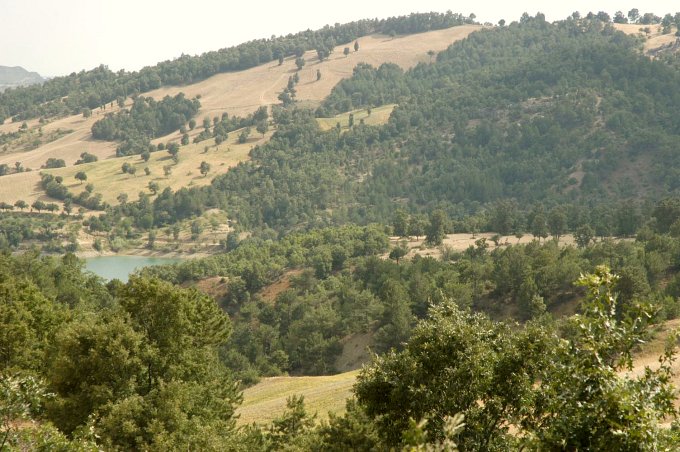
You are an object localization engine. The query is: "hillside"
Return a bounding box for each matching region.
[94,15,680,241]
[0,25,480,207]
[0,65,43,91]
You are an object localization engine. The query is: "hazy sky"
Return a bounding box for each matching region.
[0,0,677,76]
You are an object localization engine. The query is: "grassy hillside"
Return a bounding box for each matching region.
[44,130,271,205]
[0,25,480,207]
[316,104,396,131]
[236,370,359,425]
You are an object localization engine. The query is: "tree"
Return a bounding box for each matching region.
[188,119,196,130]
[141,151,150,162]
[343,47,350,57]
[425,209,448,245]
[256,120,268,137]
[524,267,679,449]
[389,245,408,264]
[355,298,549,450]
[408,215,427,241]
[199,161,211,177]
[295,57,305,71]
[14,200,27,211]
[117,193,128,205]
[181,133,189,146]
[85,183,94,194]
[530,208,548,241]
[354,40,359,52]
[163,165,172,177]
[392,208,409,237]
[203,117,211,130]
[167,143,179,159]
[628,8,640,23]
[278,54,285,65]
[74,171,87,184]
[316,69,322,81]
[238,127,251,144]
[190,220,204,240]
[427,50,436,62]
[82,108,92,118]
[148,181,159,195]
[547,207,567,241]
[127,166,137,177]
[144,167,151,176]
[348,113,354,128]
[31,201,46,212]
[122,162,131,174]
[44,158,66,168]
[574,224,594,248]
[613,11,628,23]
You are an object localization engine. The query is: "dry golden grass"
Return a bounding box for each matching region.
[45,129,271,205]
[613,23,679,53]
[237,370,359,426]
[626,319,680,411]
[316,104,396,131]
[143,25,482,119]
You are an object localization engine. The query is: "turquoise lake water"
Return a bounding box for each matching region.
[84,256,182,282]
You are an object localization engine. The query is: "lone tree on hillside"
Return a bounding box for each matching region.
[426,209,448,245]
[317,69,322,81]
[354,40,359,52]
[389,244,409,264]
[199,161,211,177]
[75,171,87,184]
[256,120,268,137]
[14,200,27,211]
[148,181,159,195]
[344,47,350,57]
[427,50,436,62]
[295,57,305,71]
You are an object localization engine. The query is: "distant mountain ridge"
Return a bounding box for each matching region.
[0,65,44,91]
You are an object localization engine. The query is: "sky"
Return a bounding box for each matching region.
[0,0,677,77]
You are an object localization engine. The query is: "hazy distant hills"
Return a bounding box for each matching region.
[0,65,44,91]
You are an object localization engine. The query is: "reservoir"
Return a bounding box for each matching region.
[85,256,183,282]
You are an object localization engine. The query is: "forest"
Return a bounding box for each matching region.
[4,10,680,451]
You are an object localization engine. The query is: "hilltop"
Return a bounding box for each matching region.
[0,65,43,91]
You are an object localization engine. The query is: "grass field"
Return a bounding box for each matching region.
[316,104,396,131]
[237,370,360,426]
[45,129,271,205]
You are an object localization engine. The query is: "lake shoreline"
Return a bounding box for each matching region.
[84,255,187,282]
[77,248,212,260]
